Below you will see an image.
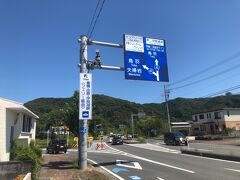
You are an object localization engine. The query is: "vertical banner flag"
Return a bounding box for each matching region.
[80,73,92,120]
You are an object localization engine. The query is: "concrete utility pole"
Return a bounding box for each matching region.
[78,36,124,170]
[131,114,134,138]
[131,111,146,139]
[79,35,88,169]
[164,84,171,132]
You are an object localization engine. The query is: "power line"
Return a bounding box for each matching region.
[88,0,106,39]
[201,84,240,98]
[81,0,106,62]
[170,61,240,91]
[175,71,240,97]
[86,0,102,37]
[169,51,240,87]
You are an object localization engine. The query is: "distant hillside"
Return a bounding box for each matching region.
[25,92,240,135]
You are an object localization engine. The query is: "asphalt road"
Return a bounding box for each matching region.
[146,139,240,156]
[86,142,240,180]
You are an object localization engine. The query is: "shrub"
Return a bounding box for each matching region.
[30,140,42,158]
[137,136,146,143]
[35,139,48,148]
[212,136,223,140]
[224,127,233,135]
[11,142,42,180]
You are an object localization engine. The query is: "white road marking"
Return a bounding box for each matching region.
[157,177,165,180]
[125,153,195,174]
[105,144,195,174]
[224,168,240,173]
[116,160,142,170]
[88,151,122,154]
[181,154,240,164]
[88,158,125,180]
[126,143,180,154]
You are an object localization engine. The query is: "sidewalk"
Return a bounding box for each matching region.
[39,154,109,180]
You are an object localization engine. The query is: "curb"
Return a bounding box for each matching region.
[123,140,146,144]
[181,150,240,162]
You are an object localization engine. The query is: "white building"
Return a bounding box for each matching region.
[0,98,38,161]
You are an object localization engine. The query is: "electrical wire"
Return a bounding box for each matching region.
[81,0,106,62]
[175,71,240,97]
[87,0,102,37]
[201,85,240,98]
[170,61,240,91]
[169,51,240,87]
[88,0,106,39]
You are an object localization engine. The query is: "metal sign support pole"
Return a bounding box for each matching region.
[79,35,88,169]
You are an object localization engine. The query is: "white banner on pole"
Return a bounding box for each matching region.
[80,73,92,120]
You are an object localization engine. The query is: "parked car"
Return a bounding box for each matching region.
[164,132,188,146]
[47,139,67,154]
[112,136,123,145]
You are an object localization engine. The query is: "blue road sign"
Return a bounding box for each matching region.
[82,111,89,118]
[124,34,169,82]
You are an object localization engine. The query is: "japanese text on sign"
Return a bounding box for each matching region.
[80,73,92,120]
[124,34,169,82]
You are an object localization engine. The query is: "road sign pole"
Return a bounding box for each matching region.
[164,84,171,132]
[79,35,88,169]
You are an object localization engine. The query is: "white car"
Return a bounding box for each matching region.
[107,135,115,143]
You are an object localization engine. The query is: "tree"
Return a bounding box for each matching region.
[225,92,233,96]
[64,91,79,135]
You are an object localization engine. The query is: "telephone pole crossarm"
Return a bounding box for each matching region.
[78,39,123,49]
[96,65,124,71]
[78,64,124,71]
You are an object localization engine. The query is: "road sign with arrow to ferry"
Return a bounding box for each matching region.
[123,34,169,82]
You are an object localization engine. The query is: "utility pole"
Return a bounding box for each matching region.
[131,114,134,139]
[78,36,124,170]
[164,84,171,132]
[131,111,146,139]
[77,34,166,170]
[79,35,88,169]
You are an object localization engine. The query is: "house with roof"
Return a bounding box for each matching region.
[0,98,38,161]
[191,108,240,135]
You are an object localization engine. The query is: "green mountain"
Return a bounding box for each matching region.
[25,92,240,136]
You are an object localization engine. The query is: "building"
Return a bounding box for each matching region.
[192,108,240,135]
[171,122,191,135]
[0,98,38,161]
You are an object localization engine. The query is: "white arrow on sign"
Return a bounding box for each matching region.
[142,65,149,70]
[116,160,142,170]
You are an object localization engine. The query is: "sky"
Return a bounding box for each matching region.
[1,0,240,104]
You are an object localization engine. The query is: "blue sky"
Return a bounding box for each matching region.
[1,0,240,104]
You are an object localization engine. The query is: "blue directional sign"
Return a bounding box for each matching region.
[123,34,169,82]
